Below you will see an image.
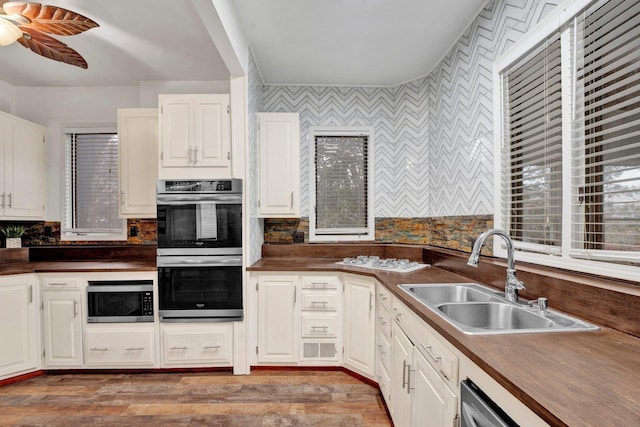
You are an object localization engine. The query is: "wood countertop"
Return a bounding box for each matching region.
[248,257,640,427]
[0,260,156,275]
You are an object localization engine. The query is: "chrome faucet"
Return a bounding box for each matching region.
[467,229,525,303]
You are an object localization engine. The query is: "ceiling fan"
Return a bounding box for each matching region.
[0,1,98,69]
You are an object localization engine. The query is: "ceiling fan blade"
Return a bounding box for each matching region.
[3,2,99,35]
[18,27,88,69]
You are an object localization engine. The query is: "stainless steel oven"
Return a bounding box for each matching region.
[157,179,242,255]
[156,179,243,322]
[87,280,154,323]
[157,255,242,322]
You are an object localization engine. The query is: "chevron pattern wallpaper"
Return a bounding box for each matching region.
[260,0,560,221]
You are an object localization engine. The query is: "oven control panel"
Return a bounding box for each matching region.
[158,179,241,193]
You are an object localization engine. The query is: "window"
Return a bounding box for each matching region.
[62,129,126,241]
[495,0,640,279]
[309,127,374,242]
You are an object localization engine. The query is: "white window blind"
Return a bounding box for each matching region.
[502,32,564,253]
[314,135,369,234]
[572,0,640,260]
[64,132,125,239]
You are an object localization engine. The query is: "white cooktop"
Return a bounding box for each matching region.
[336,256,430,273]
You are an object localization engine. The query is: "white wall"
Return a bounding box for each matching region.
[0,80,17,114]
[13,80,229,221]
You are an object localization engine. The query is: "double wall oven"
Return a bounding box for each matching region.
[156,179,243,322]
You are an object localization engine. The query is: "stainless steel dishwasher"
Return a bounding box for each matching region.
[460,380,519,427]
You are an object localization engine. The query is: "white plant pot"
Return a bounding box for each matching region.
[5,237,22,248]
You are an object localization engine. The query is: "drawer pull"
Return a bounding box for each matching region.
[203,345,221,351]
[310,301,329,308]
[48,283,68,286]
[90,347,108,352]
[126,347,144,351]
[170,346,189,351]
[311,282,328,289]
[439,369,450,381]
[310,325,329,332]
[422,344,441,363]
[378,317,386,325]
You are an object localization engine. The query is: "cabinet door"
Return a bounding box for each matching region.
[195,95,230,168]
[391,322,413,427]
[118,108,158,218]
[343,275,376,378]
[3,114,45,219]
[257,275,298,363]
[159,96,192,168]
[411,349,458,427]
[162,323,233,366]
[85,327,156,367]
[257,112,300,217]
[42,291,83,367]
[0,277,38,379]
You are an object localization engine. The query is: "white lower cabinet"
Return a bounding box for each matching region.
[42,291,83,367]
[343,275,376,378]
[256,274,299,363]
[85,326,156,367]
[162,323,233,367]
[389,299,458,427]
[0,275,38,379]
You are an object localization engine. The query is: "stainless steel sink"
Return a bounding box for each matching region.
[438,302,554,330]
[399,284,494,304]
[398,283,599,335]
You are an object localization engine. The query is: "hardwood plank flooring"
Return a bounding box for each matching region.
[0,370,393,426]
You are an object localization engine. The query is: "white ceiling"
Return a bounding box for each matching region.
[233,0,489,86]
[0,0,487,88]
[0,0,230,87]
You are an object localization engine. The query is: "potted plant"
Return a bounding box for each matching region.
[1,225,27,248]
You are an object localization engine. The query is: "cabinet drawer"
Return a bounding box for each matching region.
[301,293,339,311]
[163,324,232,366]
[376,358,391,407]
[377,303,392,339]
[41,277,81,290]
[301,314,339,338]
[376,328,391,373]
[85,328,155,366]
[301,276,340,290]
[377,284,392,310]
[392,298,459,387]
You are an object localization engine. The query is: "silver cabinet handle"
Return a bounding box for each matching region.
[310,325,329,331]
[369,292,373,311]
[1,193,4,208]
[310,301,329,307]
[407,367,415,393]
[90,347,108,352]
[120,191,125,207]
[293,286,297,305]
[49,283,68,286]
[422,344,441,363]
[7,193,11,208]
[290,191,293,208]
[194,146,199,164]
[73,300,78,318]
[170,346,188,350]
[203,345,221,351]
[402,360,409,390]
[126,347,144,351]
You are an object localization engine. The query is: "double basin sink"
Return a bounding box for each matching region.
[399,283,599,335]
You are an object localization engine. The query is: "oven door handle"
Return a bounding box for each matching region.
[157,256,243,268]
[156,194,241,204]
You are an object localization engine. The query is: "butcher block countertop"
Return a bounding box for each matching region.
[249,256,640,427]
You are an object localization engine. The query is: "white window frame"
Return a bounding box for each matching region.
[61,126,127,242]
[493,0,640,281]
[309,126,375,242]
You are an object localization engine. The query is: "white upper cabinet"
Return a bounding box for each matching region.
[118,108,158,218]
[257,112,300,217]
[158,94,231,179]
[0,111,45,220]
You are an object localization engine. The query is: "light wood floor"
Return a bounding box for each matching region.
[0,369,393,426]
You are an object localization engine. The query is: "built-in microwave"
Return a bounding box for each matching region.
[87,280,154,323]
